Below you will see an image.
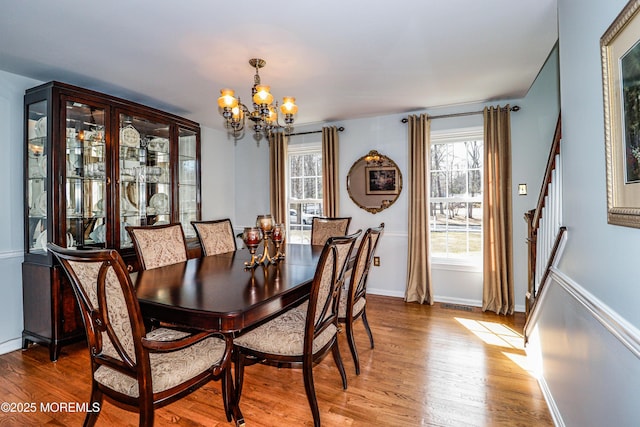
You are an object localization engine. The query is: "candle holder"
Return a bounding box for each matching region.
[270,223,286,263]
[256,214,274,265]
[241,227,263,269]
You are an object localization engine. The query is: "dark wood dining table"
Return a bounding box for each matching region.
[134,243,325,333]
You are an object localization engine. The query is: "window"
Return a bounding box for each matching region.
[430,128,483,265]
[287,143,323,243]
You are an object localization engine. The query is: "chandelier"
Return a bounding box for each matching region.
[217,58,298,139]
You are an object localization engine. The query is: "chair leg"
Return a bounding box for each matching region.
[222,366,232,422]
[139,394,154,427]
[331,340,348,390]
[83,385,103,427]
[345,318,361,375]
[361,309,375,349]
[233,350,245,406]
[302,358,321,427]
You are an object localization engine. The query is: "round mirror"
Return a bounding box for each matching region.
[347,150,402,214]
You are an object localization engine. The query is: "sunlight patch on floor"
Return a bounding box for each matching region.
[455,317,525,350]
[454,317,536,376]
[502,351,535,374]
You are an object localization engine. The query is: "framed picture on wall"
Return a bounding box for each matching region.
[365,166,399,195]
[601,0,640,228]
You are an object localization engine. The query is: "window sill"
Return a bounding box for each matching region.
[431,259,482,273]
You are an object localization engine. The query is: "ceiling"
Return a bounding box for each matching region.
[0,1,557,132]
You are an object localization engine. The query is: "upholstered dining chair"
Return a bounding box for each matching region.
[126,223,188,270]
[47,243,233,427]
[338,223,384,374]
[191,219,237,256]
[310,216,352,246]
[233,230,361,427]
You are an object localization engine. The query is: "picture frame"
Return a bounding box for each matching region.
[602,0,640,228]
[365,166,399,195]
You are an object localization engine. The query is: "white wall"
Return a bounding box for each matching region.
[0,70,41,354]
[526,1,640,425]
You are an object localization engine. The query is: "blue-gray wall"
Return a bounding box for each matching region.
[0,70,40,353]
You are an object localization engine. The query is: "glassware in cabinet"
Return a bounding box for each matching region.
[118,113,171,249]
[26,100,48,253]
[64,101,107,249]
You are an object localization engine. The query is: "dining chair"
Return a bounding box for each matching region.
[191,218,237,256]
[47,243,234,427]
[233,230,361,427]
[310,216,352,245]
[338,223,384,374]
[126,223,188,270]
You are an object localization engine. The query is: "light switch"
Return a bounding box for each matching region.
[518,184,527,195]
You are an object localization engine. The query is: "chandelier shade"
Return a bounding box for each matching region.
[218,58,298,139]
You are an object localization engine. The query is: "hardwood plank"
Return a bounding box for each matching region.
[0,296,552,426]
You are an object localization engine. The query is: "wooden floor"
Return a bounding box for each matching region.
[0,295,553,426]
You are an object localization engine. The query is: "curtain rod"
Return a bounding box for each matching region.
[287,126,345,136]
[400,105,520,123]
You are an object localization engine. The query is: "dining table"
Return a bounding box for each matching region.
[133,243,327,426]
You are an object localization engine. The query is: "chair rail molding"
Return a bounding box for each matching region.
[0,250,23,260]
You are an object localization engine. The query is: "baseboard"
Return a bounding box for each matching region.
[368,288,405,298]
[0,337,23,356]
[537,373,565,427]
[369,290,525,312]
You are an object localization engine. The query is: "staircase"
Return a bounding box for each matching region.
[524,114,565,341]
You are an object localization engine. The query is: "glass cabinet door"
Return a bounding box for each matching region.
[178,127,198,238]
[26,100,48,253]
[118,113,171,249]
[64,101,107,249]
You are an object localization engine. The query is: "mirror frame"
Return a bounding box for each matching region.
[346,150,403,214]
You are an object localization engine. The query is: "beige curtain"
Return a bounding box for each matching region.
[405,114,433,305]
[269,132,288,224]
[322,126,340,217]
[482,105,514,315]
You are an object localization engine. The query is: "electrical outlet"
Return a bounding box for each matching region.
[373,256,380,266]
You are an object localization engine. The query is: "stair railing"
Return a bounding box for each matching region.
[524,114,564,339]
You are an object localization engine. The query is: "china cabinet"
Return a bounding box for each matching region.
[22,81,201,360]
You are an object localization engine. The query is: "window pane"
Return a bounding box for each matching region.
[290,177,302,199]
[449,169,467,197]
[469,169,482,196]
[303,177,316,199]
[303,154,316,176]
[431,171,447,198]
[290,155,303,178]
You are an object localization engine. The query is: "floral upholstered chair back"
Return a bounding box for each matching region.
[191,219,237,256]
[48,245,145,368]
[126,223,188,270]
[310,216,352,246]
[307,231,360,333]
